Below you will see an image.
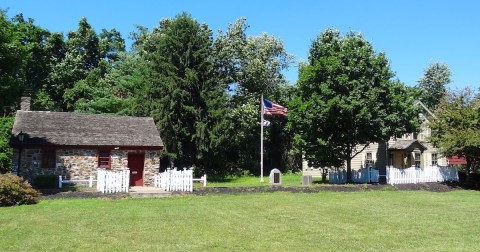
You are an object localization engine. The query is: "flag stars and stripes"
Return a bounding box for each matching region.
[263,99,288,117]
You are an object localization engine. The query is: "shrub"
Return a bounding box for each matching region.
[0,173,39,206]
[33,174,59,189]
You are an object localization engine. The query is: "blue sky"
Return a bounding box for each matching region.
[2,0,479,89]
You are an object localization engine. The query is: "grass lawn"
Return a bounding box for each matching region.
[203,172,325,187]
[1,190,480,251]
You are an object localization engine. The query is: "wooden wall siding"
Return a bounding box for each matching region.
[350,142,387,174]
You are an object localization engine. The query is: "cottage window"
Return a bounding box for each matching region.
[98,150,111,168]
[432,153,438,166]
[414,153,421,168]
[42,149,56,168]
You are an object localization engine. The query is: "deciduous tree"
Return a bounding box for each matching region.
[417,62,451,110]
[429,88,480,176]
[289,29,419,182]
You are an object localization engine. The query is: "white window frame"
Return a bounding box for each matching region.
[432,153,438,166]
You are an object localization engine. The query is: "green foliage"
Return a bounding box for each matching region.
[141,13,230,174]
[0,173,39,206]
[212,17,294,101]
[32,174,58,189]
[212,18,295,174]
[0,117,14,173]
[429,88,480,174]
[418,62,451,110]
[1,10,297,177]
[37,17,126,111]
[289,29,420,182]
[0,11,25,110]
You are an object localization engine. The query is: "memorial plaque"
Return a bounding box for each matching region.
[269,168,282,185]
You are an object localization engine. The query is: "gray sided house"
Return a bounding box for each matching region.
[10,108,163,187]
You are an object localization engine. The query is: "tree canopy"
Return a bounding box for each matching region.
[289,29,420,182]
[417,62,451,110]
[429,88,480,174]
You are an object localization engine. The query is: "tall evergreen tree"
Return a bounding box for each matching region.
[143,13,229,174]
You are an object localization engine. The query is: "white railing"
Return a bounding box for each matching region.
[387,166,459,185]
[154,168,207,192]
[58,176,95,188]
[96,169,130,193]
[193,174,208,187]
[329,168,380,184]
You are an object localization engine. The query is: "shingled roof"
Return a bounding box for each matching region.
[11,111,163,148]
[388,140,426,152]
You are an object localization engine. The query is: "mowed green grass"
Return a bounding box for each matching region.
[1,190,479,251]
[204,172,324,187]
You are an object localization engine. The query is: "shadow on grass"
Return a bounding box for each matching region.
[312,180,329,185]
[36,183,95,195]
[443,181,480,191]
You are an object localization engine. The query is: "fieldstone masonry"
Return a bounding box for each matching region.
[13,148,160,186]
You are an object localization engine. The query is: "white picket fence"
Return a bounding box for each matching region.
[387,166,459,185]
[96,169,130,193]
[154,168,192,192]
[154,168,207,192]
[329,168,380,184]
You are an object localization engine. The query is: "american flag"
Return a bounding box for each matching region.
[263,99,287,117]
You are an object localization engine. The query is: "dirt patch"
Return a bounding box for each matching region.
[38,182,468,200]
[188,182,461,196]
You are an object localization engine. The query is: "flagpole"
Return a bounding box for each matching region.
[260,94,264,182]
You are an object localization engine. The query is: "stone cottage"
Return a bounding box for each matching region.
[10,98,163,186]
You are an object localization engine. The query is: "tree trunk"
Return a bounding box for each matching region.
[346,158,353,183]
[466,156,472,183]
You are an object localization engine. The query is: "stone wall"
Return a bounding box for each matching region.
[13,148,160,186]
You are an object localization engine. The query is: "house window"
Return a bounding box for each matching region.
[414,153,421,168]
[98,150,111,168]
[365,152,374,168]
[432,153,438,166]
[42,149,56,168]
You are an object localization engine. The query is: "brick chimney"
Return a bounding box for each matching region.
[20,97,31,111]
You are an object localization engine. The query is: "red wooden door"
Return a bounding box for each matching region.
[128,153,144,186]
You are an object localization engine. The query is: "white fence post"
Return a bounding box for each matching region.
[58,176,63,189]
